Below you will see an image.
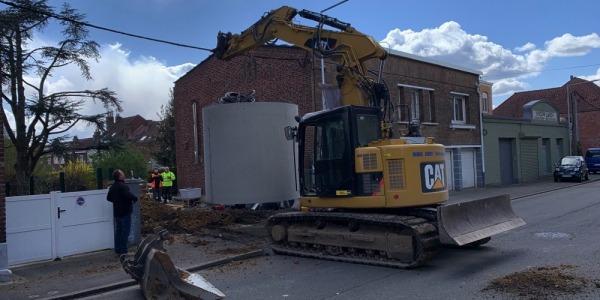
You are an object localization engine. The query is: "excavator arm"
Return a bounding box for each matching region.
[213,6,388,108]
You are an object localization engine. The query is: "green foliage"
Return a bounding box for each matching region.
[5,139,54,195]
[56,161,95,192]
[92,146,148,179]
[154,89,176,167]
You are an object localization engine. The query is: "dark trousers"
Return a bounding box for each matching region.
[153,187,161,201]
[114,214,131,254]
[162,186,172,201]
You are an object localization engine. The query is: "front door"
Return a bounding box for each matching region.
[499,138,515,185]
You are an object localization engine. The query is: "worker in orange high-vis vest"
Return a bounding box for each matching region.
[161,167,176,203]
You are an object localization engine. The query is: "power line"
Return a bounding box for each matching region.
[321,0,350,13]
[0,0,214,52]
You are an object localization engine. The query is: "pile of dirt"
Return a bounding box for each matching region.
[484,265,591,299]
[140,196,271,234]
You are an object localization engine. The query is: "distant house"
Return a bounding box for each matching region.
[480,80,493,115]
[106,113,159,159]
[494,77,600,154]
[47,113,159,169]
[47,136,101,168]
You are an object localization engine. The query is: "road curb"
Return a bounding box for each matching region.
[512,178,599,201]
[42,249,265,300]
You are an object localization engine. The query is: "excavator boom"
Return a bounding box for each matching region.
[214,6,387,109]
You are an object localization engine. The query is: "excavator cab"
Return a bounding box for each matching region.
[299,105,381,198]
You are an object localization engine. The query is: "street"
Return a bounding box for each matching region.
[88,180,600,299]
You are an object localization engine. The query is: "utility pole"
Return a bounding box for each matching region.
[565,77,600,155]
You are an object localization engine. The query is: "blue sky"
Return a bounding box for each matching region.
[3,0,600,136]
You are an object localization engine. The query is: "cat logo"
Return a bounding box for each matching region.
[420,162,446,193]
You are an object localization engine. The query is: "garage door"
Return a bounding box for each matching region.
[461,149,476,188]
[444,150,454,191]
[520,138,539,182]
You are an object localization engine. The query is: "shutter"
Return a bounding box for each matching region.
[520,139,539,182]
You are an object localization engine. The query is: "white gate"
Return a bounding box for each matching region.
[55,190,114,257]
[6,189,114,266]
[6,194,55,265]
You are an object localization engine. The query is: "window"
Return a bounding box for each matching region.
[192,102,199,163]
[315,117,346,161]
[452,95,467,124]
[481,92,489,113]
[410,90,420,121]
[427,90,436,122]
[356,114,380,147]
[395,84,435,123]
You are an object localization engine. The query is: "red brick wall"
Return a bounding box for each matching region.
[578,111,600,153]
[174,46,317,189]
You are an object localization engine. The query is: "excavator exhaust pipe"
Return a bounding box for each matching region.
[437,194,526,246]
[121,229,225,299]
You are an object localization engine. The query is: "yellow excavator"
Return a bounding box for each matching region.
[214,6,525,268]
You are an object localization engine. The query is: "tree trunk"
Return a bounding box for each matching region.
[14,158,32,195]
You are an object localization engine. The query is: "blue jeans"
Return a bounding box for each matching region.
[114,215,131,254]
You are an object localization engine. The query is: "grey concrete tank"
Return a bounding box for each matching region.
[203,102,299,205]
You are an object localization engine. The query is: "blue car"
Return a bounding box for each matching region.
[585,148,600,174]
[554,156,589,182]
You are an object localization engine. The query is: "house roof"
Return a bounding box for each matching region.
[494,77,600,118]
[386,49,482,75]
[108,114,159,143]
[175,45,482,84]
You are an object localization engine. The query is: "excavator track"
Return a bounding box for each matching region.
[267,211,439,268]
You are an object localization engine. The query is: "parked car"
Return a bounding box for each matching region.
[554,156,589,182]
[585,148,600,174]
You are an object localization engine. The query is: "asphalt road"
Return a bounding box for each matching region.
[86,181,600,299]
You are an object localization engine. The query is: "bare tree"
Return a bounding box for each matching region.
[0,0,121,194]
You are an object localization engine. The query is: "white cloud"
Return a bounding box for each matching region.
[492,78,529,96]
[381,22,600,96]
[515,42,536,52]
[5,42,196,139]
[44,42,195,121]
[580,67,600,82]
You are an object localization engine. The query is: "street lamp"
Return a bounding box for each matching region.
[566,77,600,155]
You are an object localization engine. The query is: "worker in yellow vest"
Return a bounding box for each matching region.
[161,167,176,203]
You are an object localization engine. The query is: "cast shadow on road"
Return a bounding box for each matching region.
[425,246,529,279]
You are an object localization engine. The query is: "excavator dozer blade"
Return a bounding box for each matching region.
[121,228,225,299]
[437,194,526,246]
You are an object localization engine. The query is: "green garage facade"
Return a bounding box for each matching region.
[484,100,569,185]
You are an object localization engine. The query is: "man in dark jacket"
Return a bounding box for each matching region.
[107,169,137,255]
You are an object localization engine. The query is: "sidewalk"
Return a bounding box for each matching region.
[0,224,267,300]
[449,174,600,203]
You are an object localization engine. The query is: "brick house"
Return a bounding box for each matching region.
[480,80,493,115]
[46,113,160,169]
[494,77,600,154]
[174,45,485,191]
[105,113,159,160]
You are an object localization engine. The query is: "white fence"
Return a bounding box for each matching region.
[6,189,114,266]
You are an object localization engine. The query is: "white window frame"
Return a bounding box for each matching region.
[192,102,199,163]
[411,89,420,121]
[481,92,489,113]
[451,94,467,124]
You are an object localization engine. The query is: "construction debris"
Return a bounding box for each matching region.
[140,195,274,234]
[484,265,591,299]
[121,229,225,299]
